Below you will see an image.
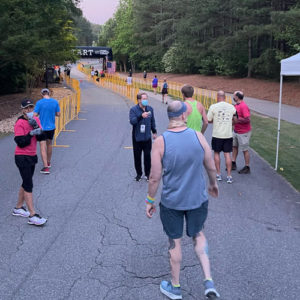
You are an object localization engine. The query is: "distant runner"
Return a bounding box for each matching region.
[152,75,158,94]
[161,79,168,105]
[34,88,60,174]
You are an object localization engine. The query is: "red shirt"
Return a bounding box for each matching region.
[234,101,251,134]
[14,116,42,156]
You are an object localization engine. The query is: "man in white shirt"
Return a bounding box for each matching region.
[207,91,236,183]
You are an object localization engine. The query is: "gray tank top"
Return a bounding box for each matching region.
[161,128,208,210]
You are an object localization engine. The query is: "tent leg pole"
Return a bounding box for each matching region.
[275,75,283,171]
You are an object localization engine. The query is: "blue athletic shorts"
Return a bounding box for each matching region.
[159,201,208,239]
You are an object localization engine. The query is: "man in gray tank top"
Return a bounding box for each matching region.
[145,101,220,299]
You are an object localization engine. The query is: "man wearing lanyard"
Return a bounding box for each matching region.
[129,92,157,181]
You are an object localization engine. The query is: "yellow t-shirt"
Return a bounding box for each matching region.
[207,102,236,138]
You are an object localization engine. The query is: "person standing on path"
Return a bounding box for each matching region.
[152,75,158,94]
[207,91,236,184]
[129,92,157,181]
[34,88,60,174]
[161,79,168,104]
[13,99,47,226]
[181,85,208,134]
[146,101,220,299]
[126,74,133,97]
[232,91,252,174]
[143,70,147,79]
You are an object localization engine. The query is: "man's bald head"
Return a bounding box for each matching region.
[217,90,225,102]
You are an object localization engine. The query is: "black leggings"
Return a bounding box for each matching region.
[15,155,37,193]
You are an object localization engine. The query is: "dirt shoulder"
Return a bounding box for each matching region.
[131,72,300,107]
[0,83,73,133]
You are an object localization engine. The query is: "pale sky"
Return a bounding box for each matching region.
[79,0,119,25]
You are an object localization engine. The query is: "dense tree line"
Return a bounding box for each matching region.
[98,0,300,78]
[0,0,96,95]
[74,16,101,46]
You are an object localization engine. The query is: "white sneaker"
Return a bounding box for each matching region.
[216,174,222,181]
[227,176,233,184]
[28,214,47,226]
[12,207,30,218]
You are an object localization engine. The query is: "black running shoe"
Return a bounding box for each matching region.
[232,161,237,170]
[238,166,250,174]
[135,175,142,182]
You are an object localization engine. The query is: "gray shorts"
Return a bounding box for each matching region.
[159,201,208,239]
[233,131,251,151]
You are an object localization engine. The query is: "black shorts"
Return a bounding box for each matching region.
[15,155,38,193]
[39,129,55,141]
[162,88,168,95]
[159,201,208,239]
[211,137,233,153]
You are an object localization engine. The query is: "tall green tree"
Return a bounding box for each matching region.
[98,0,300,77]
[0,0,81,94]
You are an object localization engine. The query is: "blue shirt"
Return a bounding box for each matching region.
[152,78,158,85]
[161,128,208,210]
[129,104,157,142]
[34,98,60,131]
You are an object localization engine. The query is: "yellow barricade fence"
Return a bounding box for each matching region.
[53,76,81,147]
[77,64,139,104]
[77,63,232,108]
[116,73,232,109]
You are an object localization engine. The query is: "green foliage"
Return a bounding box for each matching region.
[251,49,281,78]
[251,114,300,191]
[99,0,300,77]
[74,16,97,46]
[0,0,80,94]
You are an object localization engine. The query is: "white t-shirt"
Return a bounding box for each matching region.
[127,76,133,85]
[91,70,95,76]
[207,101,236,138]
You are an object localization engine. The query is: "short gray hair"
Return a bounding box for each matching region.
[167,101,184,120]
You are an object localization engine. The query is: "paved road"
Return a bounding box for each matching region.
[0,70,299,300]
[241,96,300,125]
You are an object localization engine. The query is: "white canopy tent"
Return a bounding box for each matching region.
[275,53,300,170]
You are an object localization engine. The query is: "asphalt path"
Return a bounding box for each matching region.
[0,70,299,300]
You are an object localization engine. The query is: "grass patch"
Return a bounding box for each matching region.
[251,113,300,191]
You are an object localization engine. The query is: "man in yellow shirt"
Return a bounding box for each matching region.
[207,91,236,183]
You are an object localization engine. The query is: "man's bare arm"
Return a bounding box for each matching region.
[198,103,208,133]
[148,136,164,198]
[196,132,218,197]
[197,133,215,183]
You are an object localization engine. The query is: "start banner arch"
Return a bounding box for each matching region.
[75,46,113,61]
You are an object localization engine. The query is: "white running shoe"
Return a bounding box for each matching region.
[226,176,233,184]
[216,174,222,181]
[12,207,30,218]
[28,214,47,226]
